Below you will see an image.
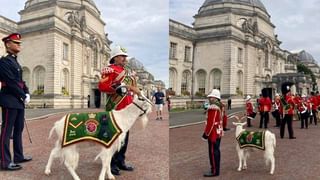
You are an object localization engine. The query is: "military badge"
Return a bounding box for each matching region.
[85,119,99,135]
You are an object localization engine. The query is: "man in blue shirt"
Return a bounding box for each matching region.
[152,87,165,120]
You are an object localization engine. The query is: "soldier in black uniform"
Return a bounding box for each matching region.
[0,33,32,171]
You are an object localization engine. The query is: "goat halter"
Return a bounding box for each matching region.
[133,96,150,117]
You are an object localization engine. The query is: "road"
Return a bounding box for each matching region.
[169,107,243,127]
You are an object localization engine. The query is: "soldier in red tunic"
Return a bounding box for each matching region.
[309,91,318,125]
[280,82,296,139]
[245,95,256,127]
[298,94,309,129]
[202,89,227,177]
[273,93,281,127]
[98,46,140,176]
[258,89,272,128]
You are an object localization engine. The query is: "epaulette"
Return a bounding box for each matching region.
[208,104,220,110]
[102,66,114,74]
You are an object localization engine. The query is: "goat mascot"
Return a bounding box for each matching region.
[45,45,153,180]
[232,116,276,175]
[44,94,153,180]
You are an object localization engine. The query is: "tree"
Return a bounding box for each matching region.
[297,63,316,90]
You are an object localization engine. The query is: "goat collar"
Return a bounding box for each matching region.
[133,102,147,117]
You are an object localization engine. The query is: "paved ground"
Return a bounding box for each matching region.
[0,106,169,180]
[170,112,320,180]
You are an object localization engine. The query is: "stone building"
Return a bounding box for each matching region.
[0,1,159,109]
[169,0,302,98]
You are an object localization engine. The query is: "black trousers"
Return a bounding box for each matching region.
[300,112,309,129]
[309,110,317,125]
[274,110,281,127]
[0,108,25,168]
[111,131,130,168]
[208,138,221,175]
[260,112,269,128]
[280,114,294,138]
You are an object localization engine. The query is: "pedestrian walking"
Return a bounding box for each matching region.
[227,97,232,110]
[152,87,165,120]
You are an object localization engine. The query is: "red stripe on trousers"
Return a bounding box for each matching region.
[211,141,216,174]
[1,108,9,167]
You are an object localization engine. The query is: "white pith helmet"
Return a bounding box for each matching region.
[207,89,221,99]
[245,95,251,101]
[109,45,128,64]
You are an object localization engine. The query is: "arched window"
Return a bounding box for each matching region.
[33,66,45,95]
[22,67,30,88]
[169,68,177,91]
[181,70,191,95]
[211,69,222,90]
[197,70,206,94]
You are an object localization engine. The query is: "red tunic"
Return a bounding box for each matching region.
[259,97,272,112]
[246,101,254,115]
[274,98,281,111]
[98,64,134,110]
[283,95,296,115]
[298,98,308,113]
[204,103,227,142]
[309,96,318,110]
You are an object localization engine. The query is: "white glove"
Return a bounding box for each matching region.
[25,94,30,104]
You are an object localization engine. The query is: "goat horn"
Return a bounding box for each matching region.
[140,94,154,105]
[228,115,239,121]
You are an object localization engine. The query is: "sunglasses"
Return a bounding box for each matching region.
[11,41,21,45]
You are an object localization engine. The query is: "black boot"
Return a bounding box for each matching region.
[111,165,120,176]
[203,171,218,177]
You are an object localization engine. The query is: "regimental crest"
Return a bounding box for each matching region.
[120,47,127,53]
[88,113,96,119]
[246,132,254,143]
[85,119,99,135]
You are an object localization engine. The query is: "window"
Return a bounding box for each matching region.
[212,69,221,89]
[170,42,177,59]
[169,68,177,90]
[61,69,69,96]
[33,66,45,95]
[93,48,98,69]
[184,46,191,62]
[63,43,69,60]
[181,71,191,94]
[265,51,269,68]
[197,71,206,94]
[238,47,243,64]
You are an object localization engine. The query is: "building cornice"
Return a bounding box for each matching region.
[195,7,275,28]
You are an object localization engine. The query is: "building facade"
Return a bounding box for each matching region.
[169,0,304,98]
[0,0,159,108]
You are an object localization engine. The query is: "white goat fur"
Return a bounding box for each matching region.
[232,121,276,175]
[44,95,152,180]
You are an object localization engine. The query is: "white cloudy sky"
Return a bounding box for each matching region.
[0,0,168,86]
[170,0,320,62]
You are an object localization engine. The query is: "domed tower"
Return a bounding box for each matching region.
[18,0,111,108]
[192,0,286,97]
